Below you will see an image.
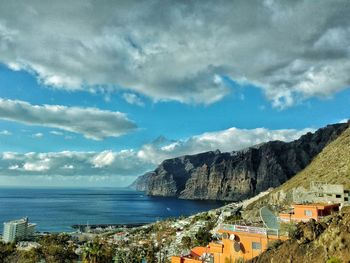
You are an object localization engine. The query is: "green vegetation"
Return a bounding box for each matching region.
[194,226,213,247]
[181,236,192,249]
[40,234,78,263]
[326,257,343,263]
[82,239,115,263]
[0,234,78,263]
[223,214,242,224]
[114,246,149,263]
[267,239,283,250]
[191,212,213,223]
[0,241,16,263]
[280,222,298,238]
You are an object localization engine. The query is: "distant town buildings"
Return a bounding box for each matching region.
[2,217,36,243]
[293,182,350,205]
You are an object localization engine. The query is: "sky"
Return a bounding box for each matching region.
[0,0,349,187]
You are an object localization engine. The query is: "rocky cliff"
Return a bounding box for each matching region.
[132,123,349,201]
[243,123,350,218]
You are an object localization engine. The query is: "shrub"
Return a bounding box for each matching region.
[280,222,298,238]
[223,214,242,224]
[194,228,212,247]
[181,236,192,249]
[326,257,342,263]
[267,239,283,250]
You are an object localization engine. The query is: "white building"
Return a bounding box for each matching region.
[2,217,37,243]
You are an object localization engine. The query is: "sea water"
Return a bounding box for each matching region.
[0,187,223,232]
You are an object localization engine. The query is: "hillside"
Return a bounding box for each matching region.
[250,207,350,263]
[244,122,350,215]
[132,123,348,201]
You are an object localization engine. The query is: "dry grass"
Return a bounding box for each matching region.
[276,126,350,190]
[245,127,350,212]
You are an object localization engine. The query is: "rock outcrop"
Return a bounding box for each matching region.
[132,123,349,201]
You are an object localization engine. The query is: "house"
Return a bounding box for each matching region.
[171,224,288,263]
[279,203,340,222]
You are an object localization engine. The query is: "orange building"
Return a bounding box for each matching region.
[171,224,288,263]
[279,203,340,222]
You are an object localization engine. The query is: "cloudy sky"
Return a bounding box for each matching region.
[0,0,349,187]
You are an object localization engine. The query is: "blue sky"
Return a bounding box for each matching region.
[0,0,349,186]
[1,64,348,153]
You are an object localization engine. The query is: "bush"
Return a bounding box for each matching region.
[267,239,283,250]
[40,234,78,263]
[0,241,16,262]
[326,257,342,263]
[191,212,212,223]
[223,214,242,224]
[280,222,298,238]
[194,228,212,247]
[181,236,192,249]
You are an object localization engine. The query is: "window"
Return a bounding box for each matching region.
[336,195,341,198]
[345,197,349,201]
[304,210,312,217]
[252,242,261,250]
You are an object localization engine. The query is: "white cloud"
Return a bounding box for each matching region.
[8,164,19,170]
[122,93,145,107]
[63,164,74,169]
[32,132,43,138]
[339,118,349,123]
[50,130,64,136]
[22,157,51,172]
[91,150,116,168]
[0,150,151,177]
[0,130,12,136]
[2,152,17,160]
[23,161,50,172]
[0,1,349,107]
[137,126,314,164]
[0,126,313,179]
[0,98,136,140]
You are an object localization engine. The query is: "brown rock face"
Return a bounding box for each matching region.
[131,123,348,201]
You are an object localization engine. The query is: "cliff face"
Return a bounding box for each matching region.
[132,123,349,201]
[244,124,350,217]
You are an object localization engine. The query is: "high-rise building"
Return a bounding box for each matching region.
[2,217,37,243]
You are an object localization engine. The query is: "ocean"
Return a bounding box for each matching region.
[0,187,224,232]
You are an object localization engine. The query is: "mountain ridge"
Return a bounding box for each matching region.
[132,123,349,201]
[244,122,350,216]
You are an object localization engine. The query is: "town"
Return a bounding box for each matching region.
[1,182,349,262]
